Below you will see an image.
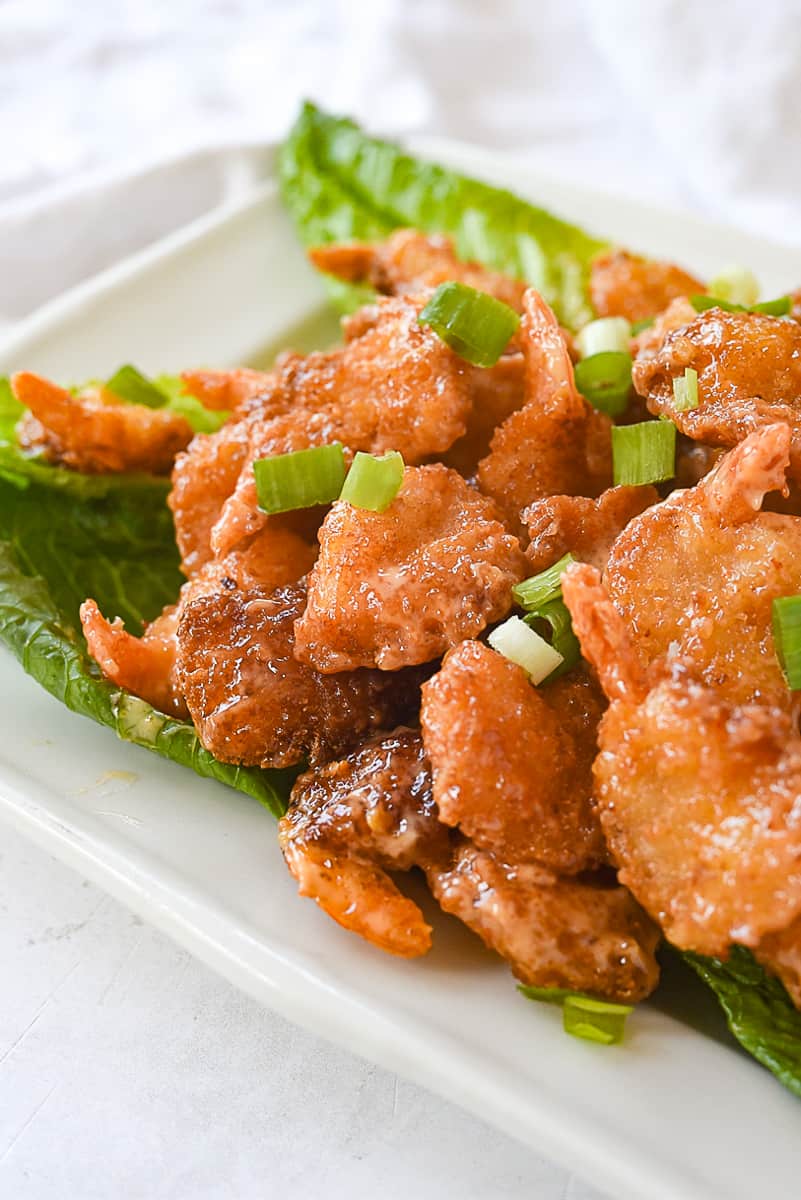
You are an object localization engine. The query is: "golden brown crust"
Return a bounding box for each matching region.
[425,840,660,1002]
[176,584,422,768]
[294,464,527,672]
[421,641,605,874]
[633,307,801,476]
[523,485,658,573]
[590,250,703,323]
[442,354,527,478]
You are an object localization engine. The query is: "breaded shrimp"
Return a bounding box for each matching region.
[421,641,605,874]
[630,296,697,360]
[210,294,472,556]
[279,729,450,957]
[633,307,801,476]
[604,424,801,711]
[180,367,274,413]
[523,485,657,574]
[425,840,660,1002]
[309,229,527,311]
[12,372,193,475]
[563,563,801,956]
[442,354,527,477]
[80,600,186,718]
[590,250,703,323]
[294,464,527,673]
[478,291,612,537]
[176,583,422,768]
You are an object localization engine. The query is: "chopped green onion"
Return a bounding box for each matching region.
[630,316,655,335]
[576,316,631,359]
[672,366,699,412]
[513,553,576,610]
[708,266,760,308]
[772,596,801,689]
[563,996,633,1045]
[612,420,676,486]
[517,985,572,1006]
[524,599,580,679]
[253,443,346,514]
[691,293,791,318]
[574,351,632,417]
[106,364,168,409]
[339,450,404,512]
[752,295,792,317]
[418,281,520,368]
[487,615,563,684]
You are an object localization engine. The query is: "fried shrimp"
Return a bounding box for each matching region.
[523,485,657,573]
[294,464,527,672]
[563,563,801,956]
[176,583,422,768]
[478,291,612,536]
[633,307,801,476]
[210,294,472,556]
[442,354,526,477]
[604,425,801,710]
[590,250,703,323]
[309,229,527,311]
[12,372,193,475]
[279,729,450,957]
[425,841,660,1002]
[180,367,274,413]
[421,641,605,873]
[80,600,186,719]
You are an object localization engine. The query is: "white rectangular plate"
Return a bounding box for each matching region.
[2,138,801,1200]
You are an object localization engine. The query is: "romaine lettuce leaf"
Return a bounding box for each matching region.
[684,948,801,1099]
[278,101,610,328]
[0,377,291,816]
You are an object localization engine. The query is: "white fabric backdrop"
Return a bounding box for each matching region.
[2,2,800,1197]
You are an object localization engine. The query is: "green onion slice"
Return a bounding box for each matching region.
[772,596,801,689]
[106,364,169,409]
[523,599,580,680]
[517,985,572,1006]
[339,450,404,512]
[690,294,743,314]
[612,420,676,486]
[752,295,792,317]
[672,366,699,412]
[630,316,655,335]
[576,316,631,359]
[574,351,632,417]
[707,266,760,308]
[487,615,563,684]
[513,553,576,610]
[253,443,346,514]
[418,281,520,368]
[563,996,633,1045]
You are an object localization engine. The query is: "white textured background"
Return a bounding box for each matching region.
[2,2,801,1197]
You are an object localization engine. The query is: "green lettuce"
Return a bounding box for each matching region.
[278,101,609,328]
[0,377,291,816]
[685,948,801,1099]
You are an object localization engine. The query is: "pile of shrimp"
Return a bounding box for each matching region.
[13,228,801,1008]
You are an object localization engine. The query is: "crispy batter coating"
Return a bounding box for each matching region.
[590,250,703,323]
[12,372,193,475]
[180,367,274,413]
[425,841,660,1002]
[176,583,421,768]
[420,641,605,873]
[279,729,450,957]
[443,354,527,477]
[630,296,697,360]
[211,294,472,555]
[604,425,801,710]
[564,563,801,955]
[523,485,657,573]
[478,291,612,537]
[633,307,801,476]
[80,523,318,718]
[309,229,527,311]
[295,465,527,673]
